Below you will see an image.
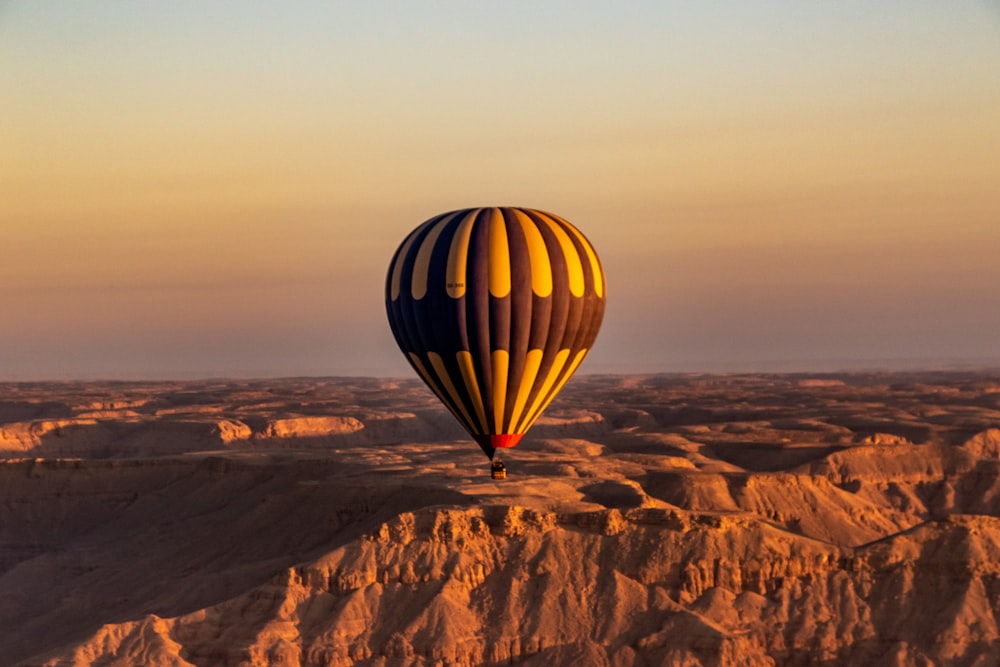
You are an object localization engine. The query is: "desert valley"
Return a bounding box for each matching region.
[2,371,1000,666]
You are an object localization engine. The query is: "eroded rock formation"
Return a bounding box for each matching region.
[2,372,999,666]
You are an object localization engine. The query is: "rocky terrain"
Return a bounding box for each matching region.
[2,372,1000,666]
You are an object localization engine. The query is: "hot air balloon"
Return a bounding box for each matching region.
[385,207,606,467]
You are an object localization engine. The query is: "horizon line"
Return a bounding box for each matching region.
[2,358,999,384]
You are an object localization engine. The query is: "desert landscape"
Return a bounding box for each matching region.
[0,372,998,666]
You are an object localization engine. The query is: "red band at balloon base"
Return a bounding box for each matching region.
[490,434,523,449]
[473,433,523,459]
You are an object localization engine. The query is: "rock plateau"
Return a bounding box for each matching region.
[1,372,999,666]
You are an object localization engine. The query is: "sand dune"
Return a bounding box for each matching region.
[2,372,1000,666]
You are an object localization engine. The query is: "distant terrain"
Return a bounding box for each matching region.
[2,372,1000,666]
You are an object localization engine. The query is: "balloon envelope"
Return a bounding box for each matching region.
[385,207,606,459]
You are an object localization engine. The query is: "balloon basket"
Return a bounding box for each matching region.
[490,460,507,480]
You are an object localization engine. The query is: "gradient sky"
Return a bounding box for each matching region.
[2,1,999,379]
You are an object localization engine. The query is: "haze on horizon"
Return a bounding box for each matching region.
[2,1,998,380]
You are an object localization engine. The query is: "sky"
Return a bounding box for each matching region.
[2,1,999,379]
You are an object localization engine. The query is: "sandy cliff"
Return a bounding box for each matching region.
[25,503,1000,666]
[2,372,1000,666]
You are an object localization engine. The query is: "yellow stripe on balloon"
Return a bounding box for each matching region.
[410,213,457,300]
[457,351,489,434]
[512,209,552,298]
[488,208,511,298]
[426,351,478,434]
[557,215,604,298]
[508,348,543,434]
[446,209,479,299]
[538,213,584,297]
[407,353,443,400]
[491,349,509,432]
[533,348,589,426]
[390,222,427,301]
[516,348,570,433]
[409,352,474,436]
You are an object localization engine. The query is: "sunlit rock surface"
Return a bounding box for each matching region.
[2,372,1000,666]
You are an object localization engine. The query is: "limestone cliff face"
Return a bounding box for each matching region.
[0,413,446,459]
[261,417,365,440]
[30,506,1000,667]
[6,374,1000,667]
[0,419,102,451]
